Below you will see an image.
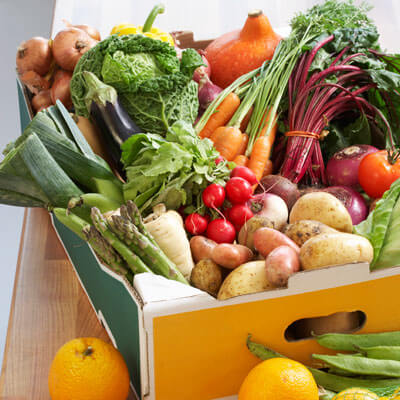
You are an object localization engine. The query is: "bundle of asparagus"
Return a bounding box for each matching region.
[55,200,189,285]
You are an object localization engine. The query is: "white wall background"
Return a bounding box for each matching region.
[0,0,54,365]
[1,0,399,369]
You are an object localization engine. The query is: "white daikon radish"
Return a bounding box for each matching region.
[144,204,194,279]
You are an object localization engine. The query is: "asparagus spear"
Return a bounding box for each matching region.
[122,200,157,246]
[91,207,152,275]
[109,214,157,265]
[83,225,129,276]
[109,214,189,285]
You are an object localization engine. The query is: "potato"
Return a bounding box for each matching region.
[238,216,274,250]
[253,227,300,257]
[190,259,223,296]
[217,261,274,300]
[300,232,374,270]
[190,236,217,263]
[290,192,353,233]
[265,246,300,287]
[284,220,337,247]
[212,244,253,269]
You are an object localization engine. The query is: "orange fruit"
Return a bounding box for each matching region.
[48,337,130,400]
[238,357,319,400]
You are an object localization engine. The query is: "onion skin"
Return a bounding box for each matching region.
[20,70,50,95]
[193,52,211,83]
[32,89,53,112]
[323,186,368,225]
[198,76,222,110]
[51,72,72,109]
[256,174,300,210]
[52,28,98,71]
[16,37,52,76]
[63,19,101,40]
[326,145,378,188]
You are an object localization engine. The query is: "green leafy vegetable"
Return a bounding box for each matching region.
[122,121,231,213]
[354,178,400,269]
[71,34,204,135]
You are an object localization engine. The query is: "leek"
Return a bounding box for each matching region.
[19,133,83,208]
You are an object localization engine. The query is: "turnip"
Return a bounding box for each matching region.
[248,192,288,231]
[326,145,378,188]
[256,175,300,210]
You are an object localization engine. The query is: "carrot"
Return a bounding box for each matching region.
[240,106,253,132]
[236,133,249,156]
[211,126,244,161]
[233,155,249,166]
[248,130,276,181]
[262,159,273,177]
[199,92,240,138]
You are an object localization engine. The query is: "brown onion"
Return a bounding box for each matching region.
[52,28,98,71]
[63,19,101,41]
[53,68,71,84]
[20,70,50,95]
[51,72,72,109]
[32,90,53,112]
[16,37,52,76]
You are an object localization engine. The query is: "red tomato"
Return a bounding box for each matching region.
[359,150,400,198]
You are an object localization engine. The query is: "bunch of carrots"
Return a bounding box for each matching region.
[195,66,277,182]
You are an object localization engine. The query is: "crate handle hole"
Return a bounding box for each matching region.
[284,310,366,342]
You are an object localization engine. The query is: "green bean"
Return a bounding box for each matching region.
[313,354,400,378]
[246,335,283,359]
[358,346,400,361]
[328,367,359,377]
[310,368,400,393]
[316,331,400,351]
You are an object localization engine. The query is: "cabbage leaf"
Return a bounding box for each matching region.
[71,34,203,135]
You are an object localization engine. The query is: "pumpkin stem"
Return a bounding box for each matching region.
[248,9,263,18]
[240,10,276,40]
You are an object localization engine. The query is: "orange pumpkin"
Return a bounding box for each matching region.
[205,10,281,89]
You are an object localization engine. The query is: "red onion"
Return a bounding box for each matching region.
[323,186,368,225]
[326,145,378,188]
[193,52,211,83]
[198,76,222,110]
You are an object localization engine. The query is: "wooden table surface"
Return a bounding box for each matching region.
[0,208,136,399]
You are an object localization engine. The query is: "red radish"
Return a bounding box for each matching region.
[230,166,258,185]
[206,219,236,243]
[225,177,253,204]
[185,213,208,235]
[215,155,225,165]
[227,204,253,229]
[248,192,288,231]
[326,145,379,188]
[202,184,225,208]
[193,52,211,82]
[198,76,223,110]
